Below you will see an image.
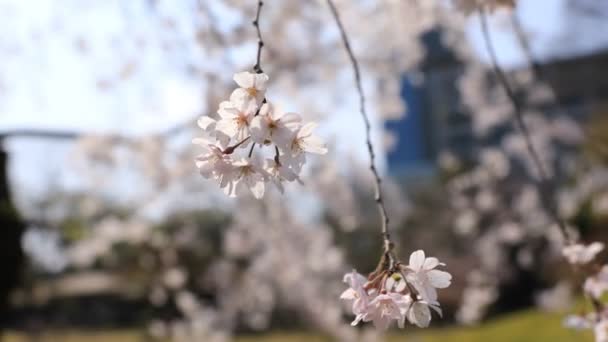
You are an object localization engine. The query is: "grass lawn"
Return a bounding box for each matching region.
[5,308,593,341]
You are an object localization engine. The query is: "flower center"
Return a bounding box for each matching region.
[246,87,258,97]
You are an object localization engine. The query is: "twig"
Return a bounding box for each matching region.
[326,0,394,266]
[479,10,571,243]
[248,0,266,157]
[252,1,265,74]
[510,13,543,80]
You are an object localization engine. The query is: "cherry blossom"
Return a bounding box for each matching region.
[563,314,593,330]
[403,250,453,303]
[340,251,451,331]
[562,242,604,265]
[366,292,411,330]
[250,103,302,148]
[193,71,326,198]
[406,301,442,328]
[264,158,300,194]
[284,122,328,166]
[194,143,232,180]
[596,319,608,342]
[216,97,258,142]
[227,157,268,199]
[585,265,608,299]
[231,71,269,104]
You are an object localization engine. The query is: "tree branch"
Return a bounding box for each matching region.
[326,0,394,265]
[479,10,571,243]
[252,1,265,74]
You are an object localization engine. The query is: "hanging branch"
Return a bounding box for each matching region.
[510,13,544,80]
[478,10,571,243]
[326,0,394,266]
[248,0,266,158]
[252,1,265,74]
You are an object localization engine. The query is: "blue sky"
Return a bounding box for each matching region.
[2,0,608,205]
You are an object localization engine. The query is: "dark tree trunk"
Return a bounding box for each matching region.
[0,145,25,328]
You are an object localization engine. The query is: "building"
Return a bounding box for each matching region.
[385,29,608,178]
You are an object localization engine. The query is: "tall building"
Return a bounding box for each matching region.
[385,29,608,177]
[385,30,471,178]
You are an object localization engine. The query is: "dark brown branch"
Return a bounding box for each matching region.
[326,0,394,265]
[0,117,197,142]
[510,13,544,79]
[479,10,571,243]
[252,1,265,74]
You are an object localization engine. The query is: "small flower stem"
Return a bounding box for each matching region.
[252,1,265,74]
[223,136,250,154]
[479,9,572,244]
[326,0,394,268]
[248,0,266,158]
[248,142,256,158]
[274,145,281,165]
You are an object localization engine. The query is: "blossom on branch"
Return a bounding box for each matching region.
[193,71,327,198]
[340,251,451,331]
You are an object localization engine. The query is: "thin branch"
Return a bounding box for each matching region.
[479,10,571,243]
[510,12,588,127]
[0,117,197,143]
[252,1,265,74]
[326,0,394,265]
[247,0,266,157]
[510,13,543,80]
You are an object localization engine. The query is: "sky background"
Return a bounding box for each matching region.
[1,0,608,206]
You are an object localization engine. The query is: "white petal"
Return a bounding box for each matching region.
[408,302,431,328]
[217,106,239,120]
[340,288,357,300]
[259,102,272,116]
[429,303,443,317]
[197,116,216,130]
[589,242,605,255]
[385,277,396,291]
[300,135,327,155]
[351,314,364,326]
[423,257,440,270]
[280,112,302,130]
[229,88,253,103]
[192,137,214,147]
[298,122,318,138]
[409,250,426,271]
[272,127,296,149]
[250,116,269,144]
[427,270,452,289]
[215,119,238,138]
[394,278,407,293]
[233,71,254,88]
[253,73,269,90]
[246,174,265,199]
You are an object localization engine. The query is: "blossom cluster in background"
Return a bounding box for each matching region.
[341,250,452,330]
[563,242,608,342]
[193,71,327,198]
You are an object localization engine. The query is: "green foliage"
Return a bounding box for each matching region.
[5,308,592,341]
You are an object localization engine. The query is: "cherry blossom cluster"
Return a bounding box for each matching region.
[562,242,608,342]
[193,71,327,198]
[341,250,452,330]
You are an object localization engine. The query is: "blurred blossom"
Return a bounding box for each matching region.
[584,266,608,300]
[457,286,498,325]
[22,228,68,273]
[163,267,188,290]
[535,282,573,312]
[562,242,604,265]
